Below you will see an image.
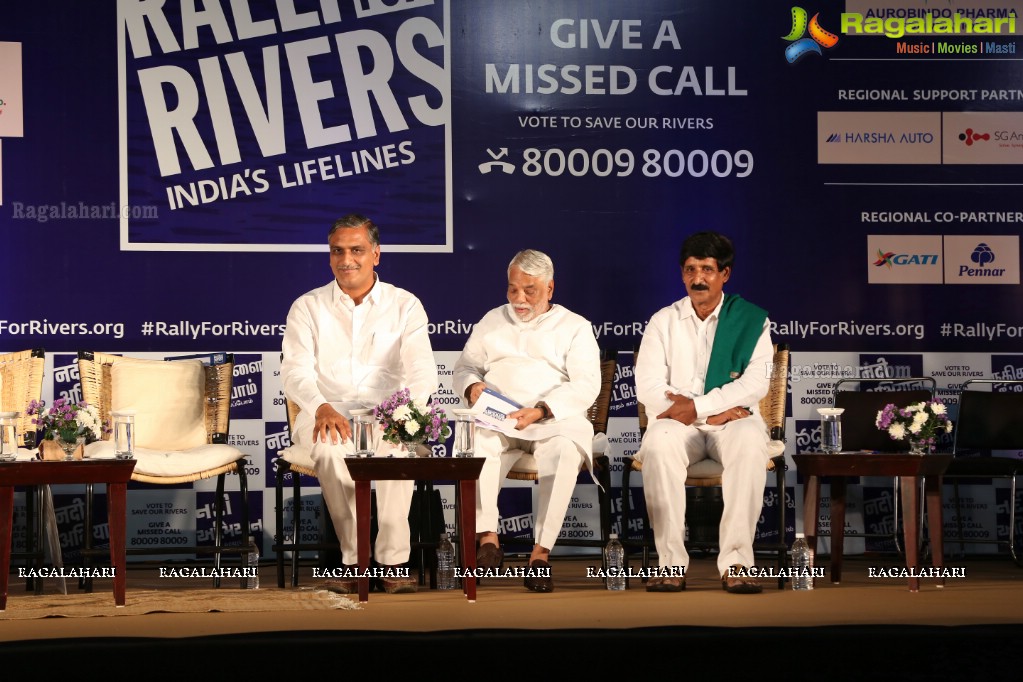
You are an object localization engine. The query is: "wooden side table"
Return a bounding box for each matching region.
[344,457,485,603]
[1,459,136,609]
[793,453,951,592]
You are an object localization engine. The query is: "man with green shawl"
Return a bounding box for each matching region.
[635,232,773,594]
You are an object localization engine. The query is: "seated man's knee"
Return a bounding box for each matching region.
[537,436,583,466]
[642,420,683,451]
[310,440,351,466]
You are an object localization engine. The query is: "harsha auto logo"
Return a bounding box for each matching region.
[959,128,991,146]
[783,7,839,63]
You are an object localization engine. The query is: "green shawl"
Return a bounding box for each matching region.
[704,294,768,392]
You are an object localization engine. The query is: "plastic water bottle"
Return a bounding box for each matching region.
[246,547,260,589]
[604,533,626,591]
[437,533,457,590]
[791,532,813,591]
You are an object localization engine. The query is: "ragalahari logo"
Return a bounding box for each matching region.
[959,128,990,146]
[783,7,839,63]
[873,250,896,269]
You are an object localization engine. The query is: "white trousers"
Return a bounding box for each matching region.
[476,429,585,551]
[308,437,413,567]
[636,417,768,575]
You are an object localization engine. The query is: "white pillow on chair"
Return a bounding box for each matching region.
[111,359,208,450]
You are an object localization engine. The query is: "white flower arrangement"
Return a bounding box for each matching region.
[876,400,953,452]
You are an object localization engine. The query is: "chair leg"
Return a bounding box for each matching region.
[84,483,94,592]
[892,477,903,554]
[595,455,612,573]
[292,470,302,586]
[1010,475,1022,568]
[237,461,251,589]
[213,474,226,588]
[773,458,786,590]
[24,485,37,592]
[417,480,431,587]
[621,458,633,587]
[275,465,286,588]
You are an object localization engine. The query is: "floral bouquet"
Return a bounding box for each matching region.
[875,400,953,454]
[27,398,104,444]
[374,388,452,454]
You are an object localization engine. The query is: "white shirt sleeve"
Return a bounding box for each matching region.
[542,320,600,420]
[635,309,677,419]
[281,297,330,417]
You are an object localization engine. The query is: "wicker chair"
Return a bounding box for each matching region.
[497,349,617,557]
[0,348,47,588]
[621,343,790,588]
[77,351,254,587]
[272,398,344,587]
[0,348,45,448]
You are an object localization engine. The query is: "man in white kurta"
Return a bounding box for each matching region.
[281,215,438,592]
[453,250,600,592]
[635,231,773,594]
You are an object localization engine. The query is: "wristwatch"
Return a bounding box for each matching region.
[534,401,552,420]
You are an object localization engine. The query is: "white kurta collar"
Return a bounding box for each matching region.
[504,302,560,327]
[331,273,381,308]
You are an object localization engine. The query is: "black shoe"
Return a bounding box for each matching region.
[476,543,504,570]
[524,559,553,593]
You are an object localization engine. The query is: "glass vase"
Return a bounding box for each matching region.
[56,434,85,461]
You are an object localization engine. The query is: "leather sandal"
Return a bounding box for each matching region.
[721,565,762,594]
[380,564,417,594]
[646,575,685,592]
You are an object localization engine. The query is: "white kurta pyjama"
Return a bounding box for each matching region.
[453,304,600,550]
[282,278,438,566]
[635,295,773,575]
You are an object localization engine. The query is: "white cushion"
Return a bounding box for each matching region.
[280,444,315,471]
[111,359,207,451]
[85,440,243,477]
[508,433,608,475]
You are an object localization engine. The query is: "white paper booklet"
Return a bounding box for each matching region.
[472,388,522,435]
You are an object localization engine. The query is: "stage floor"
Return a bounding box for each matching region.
[4,552,1023,677]
[3,552,1022,641]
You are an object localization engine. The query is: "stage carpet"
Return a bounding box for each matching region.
[2,553,1022,677]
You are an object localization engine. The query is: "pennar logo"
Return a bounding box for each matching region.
[959,128,991,145]
[972,243,995,267]
[783,7,839,63]
[873,250,895,269]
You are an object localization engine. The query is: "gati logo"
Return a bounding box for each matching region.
[783,7,839,63]
[873,249,938,268]
[959,128,991,145]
